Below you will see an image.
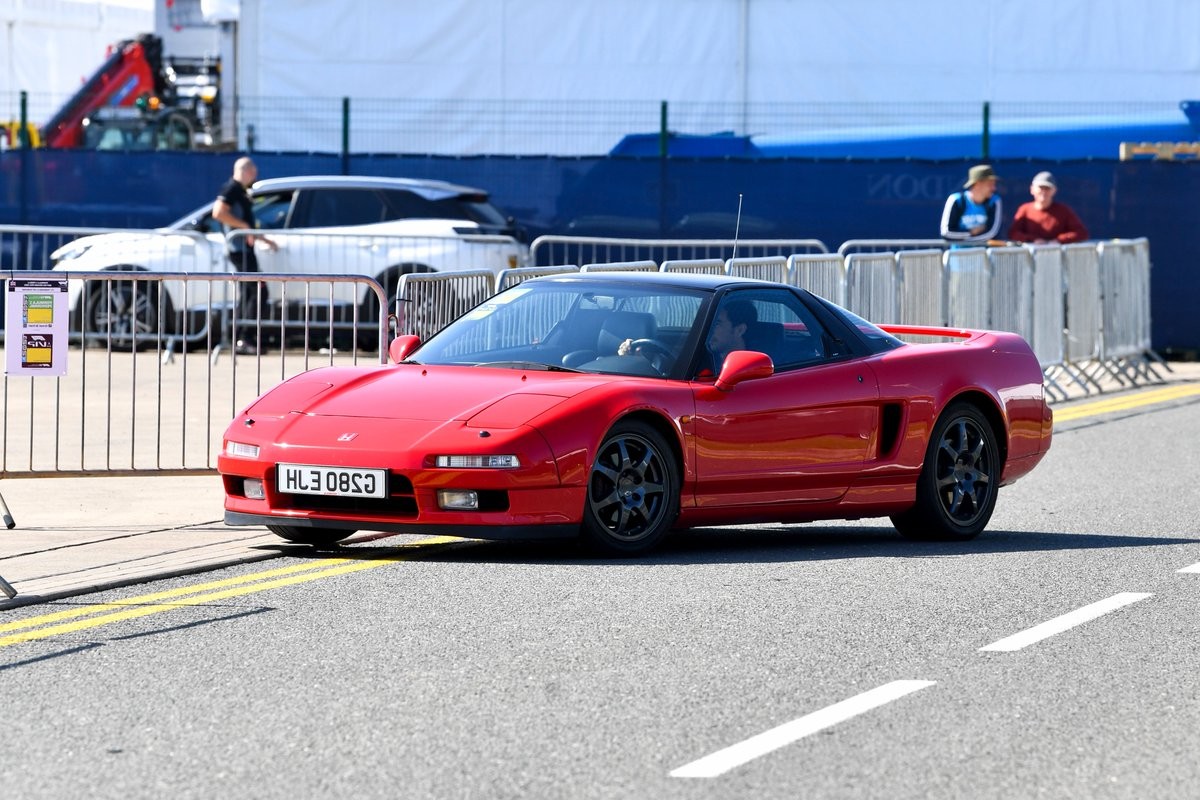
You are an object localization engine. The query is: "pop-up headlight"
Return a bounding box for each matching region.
[435,455,520,468]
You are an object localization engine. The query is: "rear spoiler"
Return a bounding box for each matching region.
[879,324,973,340]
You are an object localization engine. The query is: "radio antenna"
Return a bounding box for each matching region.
[730,193,744,263]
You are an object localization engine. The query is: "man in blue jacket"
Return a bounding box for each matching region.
[941,164,1003,245]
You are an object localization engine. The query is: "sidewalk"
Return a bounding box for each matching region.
[1,358,1197,610]
[0,474,284,609]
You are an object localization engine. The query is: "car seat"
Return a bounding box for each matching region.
[562,310,657,367]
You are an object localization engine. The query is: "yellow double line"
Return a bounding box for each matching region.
[1053,383,1200,423]
[0,536,460,648]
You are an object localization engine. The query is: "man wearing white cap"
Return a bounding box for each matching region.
[1008,171,1089,244]
[941,164,1004,245]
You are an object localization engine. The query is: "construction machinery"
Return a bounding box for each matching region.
[39,33,222,151]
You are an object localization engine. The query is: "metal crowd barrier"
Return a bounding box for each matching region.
[838,239,950,256]
[1,224,212,272]
[661,258,725,275]
[1027,245,1066,371]
[896,250,945,331]
[786,253,846,306]
[728,256,789,284]
[470,237,1162,401]
[845,252,900,324]
[394,269,497,340]
[581,260,658,273]
[529,235,828,268]
[1,223,527,278]
[1,271,388,479]
[0,233,1164,482]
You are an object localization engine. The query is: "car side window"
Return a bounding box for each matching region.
[381,190,452,220]
[292,189,387,227]
[251,191,294,230]
[731,289,837,372]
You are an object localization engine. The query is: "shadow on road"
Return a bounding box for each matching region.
[260,526,1200,566]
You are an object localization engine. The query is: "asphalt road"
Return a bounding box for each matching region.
[0,391,1198,799]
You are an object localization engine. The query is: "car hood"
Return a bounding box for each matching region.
[244,363,620,429]
[50,230,207,269]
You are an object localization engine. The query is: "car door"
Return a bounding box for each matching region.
[690,288,881,507]
[256,188,393,306]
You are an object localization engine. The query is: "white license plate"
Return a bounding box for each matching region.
[276,463,387,498]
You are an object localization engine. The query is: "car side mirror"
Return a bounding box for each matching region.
[388,334,421,363]
[714,350,773,391]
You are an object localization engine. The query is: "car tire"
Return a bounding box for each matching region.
[83,273,171,351]
[581,420,679,556]
[891,401,999,541]
[267,524,355,547]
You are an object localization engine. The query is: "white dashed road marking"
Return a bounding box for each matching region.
[1178,562,1200,573]
[979,592,1153,653]
[670,679,936,779]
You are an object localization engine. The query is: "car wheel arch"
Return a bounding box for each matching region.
[599,409,685,483]
[942,389,1008,468]
[79,264,178,346]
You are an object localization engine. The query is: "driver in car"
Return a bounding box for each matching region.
[691,298,755,376]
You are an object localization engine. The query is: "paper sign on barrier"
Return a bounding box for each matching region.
[5,275,69,377]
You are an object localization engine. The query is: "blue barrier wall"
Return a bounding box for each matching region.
[2,149,1198,353]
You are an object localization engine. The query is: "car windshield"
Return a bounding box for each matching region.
[411,280,709,378]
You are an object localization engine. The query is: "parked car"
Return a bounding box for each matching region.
[218,271,1053,556]
[50,175,529,347]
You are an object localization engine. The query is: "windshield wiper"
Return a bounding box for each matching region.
[474,360,581,373]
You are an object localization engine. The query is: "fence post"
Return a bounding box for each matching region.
[341,96,351,175]
[981,100,990,160]
[19,91,29,224]
[659,100,669,236]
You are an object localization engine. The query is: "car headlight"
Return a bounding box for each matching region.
[224,440,260,458]
[51,242,91,262]
[435,455,520,468]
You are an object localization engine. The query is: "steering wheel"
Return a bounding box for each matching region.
[626,338,675,375]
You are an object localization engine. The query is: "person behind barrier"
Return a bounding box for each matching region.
[1007,171,1089,244]
[212,156,277,354]
[941,164,1003,246]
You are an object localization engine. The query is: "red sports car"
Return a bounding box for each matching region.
[219,272,1052,555]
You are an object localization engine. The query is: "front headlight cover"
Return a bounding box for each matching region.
[435,455,520,468]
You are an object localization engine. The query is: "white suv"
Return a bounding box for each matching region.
[50,175,529,346]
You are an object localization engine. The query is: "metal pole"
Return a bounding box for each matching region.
[0,491,14,529]
[982,100,990,161]
[18,90,29,147]
[19,90,29,224]
[658,100,668,158]
[0,484,16,597]
[341,97,350,175]
[658,101,669,237]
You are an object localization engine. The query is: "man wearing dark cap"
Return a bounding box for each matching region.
[1008,171,1090,244]
[940,164,1003,245]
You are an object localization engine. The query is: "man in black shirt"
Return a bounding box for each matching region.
[212,157,276,354]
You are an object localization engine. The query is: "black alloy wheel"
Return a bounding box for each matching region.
[84,278,165,351]
[892,401,999,541]
[582,420,678,556]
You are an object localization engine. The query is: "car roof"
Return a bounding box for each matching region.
[524,270,778,292]
[251,175,489,201]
